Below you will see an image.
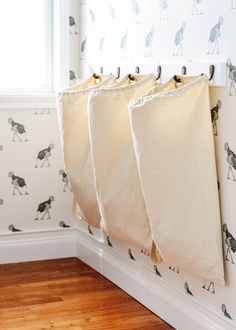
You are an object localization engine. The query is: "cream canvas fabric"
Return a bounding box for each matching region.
[88,74,156,250]
[129,75,225,283]
[57,74,117,228]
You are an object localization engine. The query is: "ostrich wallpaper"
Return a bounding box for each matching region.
[173,22,186,56]
[211,99,222,136]
[59,169,71,192]
[35,144,54,168]
[35,196,54,220]
[8,172,29,195]
[8,118,28,142]
[224,142,236,181]
[207,16,223,55]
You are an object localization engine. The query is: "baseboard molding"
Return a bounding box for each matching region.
[75,229,236,330]
[1,228,235,330]
[0,228,77,264]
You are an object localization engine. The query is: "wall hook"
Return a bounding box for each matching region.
[135,66,140,74]
[116,66,121,79]
[100,66,103,74]
[156,65,162,80]
[181,65,187,75]
[209,64,215,81]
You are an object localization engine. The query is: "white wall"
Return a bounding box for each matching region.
[78,0,236,325]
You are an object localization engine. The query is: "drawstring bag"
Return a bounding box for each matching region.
[57,74,117,228]
[129,75,225,283]
[88,74,158,251]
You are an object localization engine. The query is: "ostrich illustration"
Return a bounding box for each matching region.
[224,143,236,181]
[159,0,169,20]
[108,4,115,20]
[80,36,87,58]
[8,172,28,195]
[128,248,135,261]
[184,282,193,296]
[70,70,76,82]
[223,223,236,264]
[144,26,154,57]
[34,108,50,115]
[169,265,179,273]
[69,16,78,34]
[88,225,93,235]
[35,144,54,168]
[99,35,105,52]
[131,0,140,24]
[154,265,162,277]
[202,280,215,294]
[9,224,22,232]
[192,0,203,16]
[231,0,236,9]
[226,58,236,96]
[211,99,222,136]
[35,196,54,220]
[107,236,113,247]
[59,221,71,228]
[173,22,186,56]
[207,17,223,55]
[59,169,71,192]
[89,7,95,23]
[140,248,149,256]
[8,118,28,142]
[119,30,128,57]
[221,304,233,319]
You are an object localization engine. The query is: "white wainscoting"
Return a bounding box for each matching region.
[1,228,235,330]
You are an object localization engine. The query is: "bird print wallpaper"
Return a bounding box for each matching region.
[78,0,236,325]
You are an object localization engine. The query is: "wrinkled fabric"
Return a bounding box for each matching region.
[129,75,225,283]
[57,74,118,228]
[88,74,157,251]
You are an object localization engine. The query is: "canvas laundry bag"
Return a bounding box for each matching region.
[57,74,118,228]
[88,74,158,251]
[129,75,225,283]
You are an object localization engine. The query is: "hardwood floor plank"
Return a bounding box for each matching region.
[0,258,174,330]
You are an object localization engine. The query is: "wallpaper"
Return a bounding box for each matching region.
[78,0,236,324]
[0,107,74,232]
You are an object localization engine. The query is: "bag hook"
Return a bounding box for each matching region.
[116,66,121,79]
[156,65,162,81]
[181,65,187,75]
[209,64,215,81]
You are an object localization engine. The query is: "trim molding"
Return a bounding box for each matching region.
[0,94,56,109]
[1,228,235,330]
[0,228,77,263]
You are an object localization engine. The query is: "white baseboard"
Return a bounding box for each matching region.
[75,229,236,330]
[0,228,77,264]
[1,228,235,330]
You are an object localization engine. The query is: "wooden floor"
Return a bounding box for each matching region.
[0,258,174,330]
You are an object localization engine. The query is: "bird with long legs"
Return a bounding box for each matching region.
[8,172,28,195]
[224,143,236,181]
[35,144,54,168]
[8,118,28,142]
[35,196,54,220]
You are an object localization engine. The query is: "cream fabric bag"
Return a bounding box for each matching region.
[129,75,225,283]
[57,74,118,228]
[88,74,156,250]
